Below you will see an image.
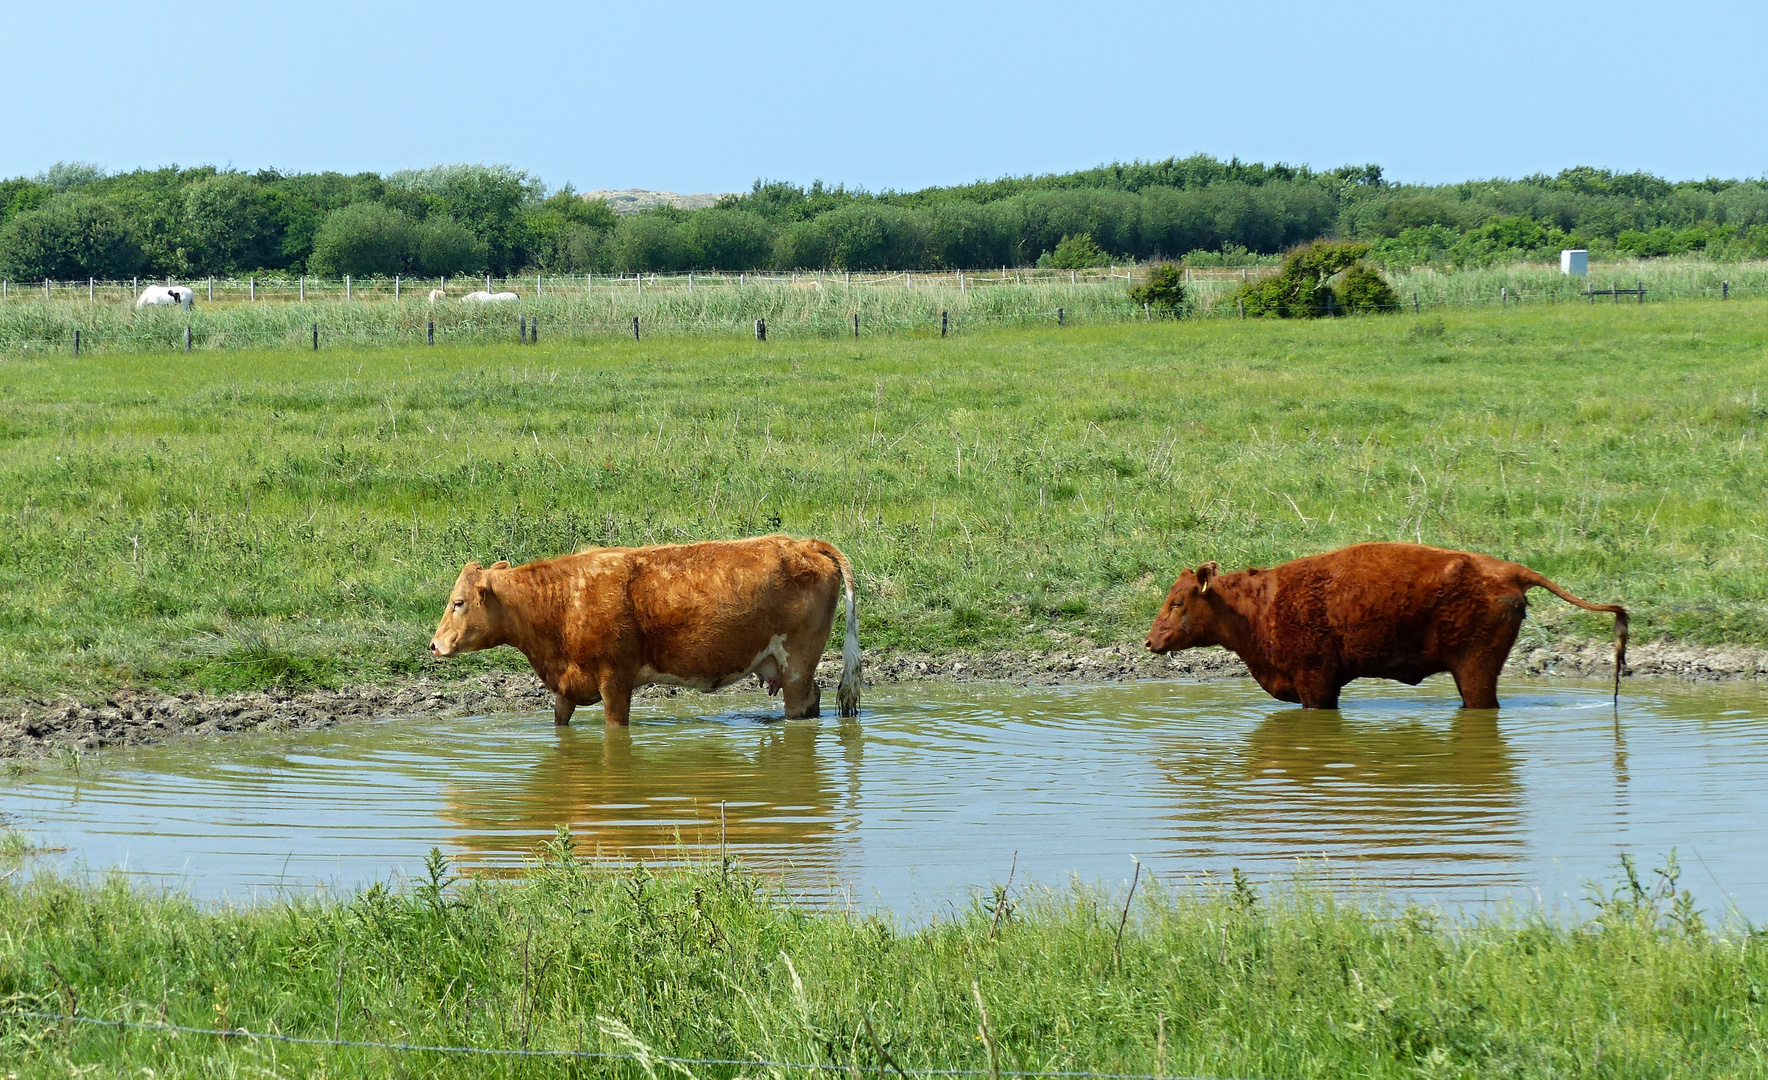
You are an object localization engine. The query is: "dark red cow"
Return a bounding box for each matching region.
[1144,542,1627,709]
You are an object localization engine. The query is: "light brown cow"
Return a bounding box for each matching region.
[430,535,860,725]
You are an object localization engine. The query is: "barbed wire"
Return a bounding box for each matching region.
[6,1010,1274,1080]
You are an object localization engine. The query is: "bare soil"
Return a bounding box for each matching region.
[2,640,1763,760]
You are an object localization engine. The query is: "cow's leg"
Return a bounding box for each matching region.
[1450,657,1503,710]
[553,694,576,726]
[780,624,833,719]
[598,671,633,726]
[784,678,821,719]
[1295,673,1341,710]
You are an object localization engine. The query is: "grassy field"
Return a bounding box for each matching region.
[1,258,1765,354]
[0,852,1762,1078]
[0,298,1765,699]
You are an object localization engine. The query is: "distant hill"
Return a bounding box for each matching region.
[581,189,729,214]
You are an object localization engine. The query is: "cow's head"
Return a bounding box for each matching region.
[1144,562,1220,654]
[429,560,511,657]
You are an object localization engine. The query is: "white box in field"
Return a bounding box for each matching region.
[1561,249,1589,276]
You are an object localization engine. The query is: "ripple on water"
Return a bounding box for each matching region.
[2,677,1766,918]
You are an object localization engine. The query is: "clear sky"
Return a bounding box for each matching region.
[5,0,1763,194]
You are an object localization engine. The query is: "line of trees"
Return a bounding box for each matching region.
[4,157,1767,281]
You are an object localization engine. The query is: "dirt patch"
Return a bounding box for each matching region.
[2,640,1763,760]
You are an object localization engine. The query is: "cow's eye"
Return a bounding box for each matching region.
[452,600,464,610]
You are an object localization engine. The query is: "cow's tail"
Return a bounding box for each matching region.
[1517,568,1629,705]
[823,542,861,717]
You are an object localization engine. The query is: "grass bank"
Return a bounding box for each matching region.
[1,299,1766,699]
[0,852,1761,1078]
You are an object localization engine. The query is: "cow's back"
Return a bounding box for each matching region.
[1265,543,1519,677]
[623,536,842,680]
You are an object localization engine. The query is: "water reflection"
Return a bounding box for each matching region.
[443,716,865,872]
[1154,706,1524,877]
[1,679,1764,919]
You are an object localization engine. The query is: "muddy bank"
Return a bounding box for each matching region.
[2,639,1764,760]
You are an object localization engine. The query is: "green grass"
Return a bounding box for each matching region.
[2,258,1766,354]
[0,849,1762,1078]
[1,299,1766,698]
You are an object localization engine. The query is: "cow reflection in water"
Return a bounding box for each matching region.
[1158,709,1524,869]
[444,719,863,872]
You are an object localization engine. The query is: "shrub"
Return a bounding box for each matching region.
[1127,264,1186,312]
[682,209,775,271]
[306,203,416,277]
[1338,264,1399,311]
[1037,233,1110,269]
[180,174,279,275]
[1226,239,1395,318]
[412,214,486,276]
[0,194,144,279]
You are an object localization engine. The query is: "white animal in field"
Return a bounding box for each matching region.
[462,290,520,303]
[428,289,447,304]
[136,285,195,310]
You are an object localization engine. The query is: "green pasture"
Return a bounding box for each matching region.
[0,298,1765,698]
[0,852,1762,1078]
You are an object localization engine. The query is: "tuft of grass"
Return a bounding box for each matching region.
[0,851,1761,1077]
[0,300,1765,698]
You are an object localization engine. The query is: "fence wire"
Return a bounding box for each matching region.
[6,1009,1273,1080]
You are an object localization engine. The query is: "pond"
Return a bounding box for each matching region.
[4,677,1765,920]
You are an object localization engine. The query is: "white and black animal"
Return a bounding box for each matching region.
[136,285,195,310]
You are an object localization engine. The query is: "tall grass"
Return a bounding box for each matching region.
[3,259,1766,354]
[0,850,1761,1078]
[1,300,1765,698]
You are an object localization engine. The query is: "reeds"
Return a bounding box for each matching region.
[0,853,1760,1078]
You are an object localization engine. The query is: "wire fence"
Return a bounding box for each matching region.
[6,1010,1268,1080]
[0,264,1763,357]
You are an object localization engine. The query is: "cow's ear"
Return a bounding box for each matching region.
[490,560,510,570]
[1196,562,1220,594]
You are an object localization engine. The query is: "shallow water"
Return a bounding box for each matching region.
[4,677,1766,919]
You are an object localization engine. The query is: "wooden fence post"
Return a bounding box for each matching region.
[427,321,435,346]
[1637,280,1645,305]
[44,278,50,299]
[1237,299,1245,319]
[755,318,766,341]
[250,276,256,302]
[530,317,538,344]
[1057,306,1064,326]
[132,276,138,299]
[346,275,352,301]
[395,275,401,301]
[183,326,191,353]
[631,315,640,341]
[1722,280,1729,300]
[852,312,859,338]
[73,329,80,356]
[312,322,318,351]
[941,310,948,337]
[300,276,305,302]
[90,278,95,301]
[1413,292,1419,314]
[206,277,212,302]
[520,314,527,343]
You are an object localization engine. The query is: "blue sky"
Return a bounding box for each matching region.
[5,0,1762,193]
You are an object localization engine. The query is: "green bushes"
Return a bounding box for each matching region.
[1229,240,1397,317]
[1127,263,1186,310]
[0,194,144,280]
[1038,233,1110,269]
[307,204,485,277]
